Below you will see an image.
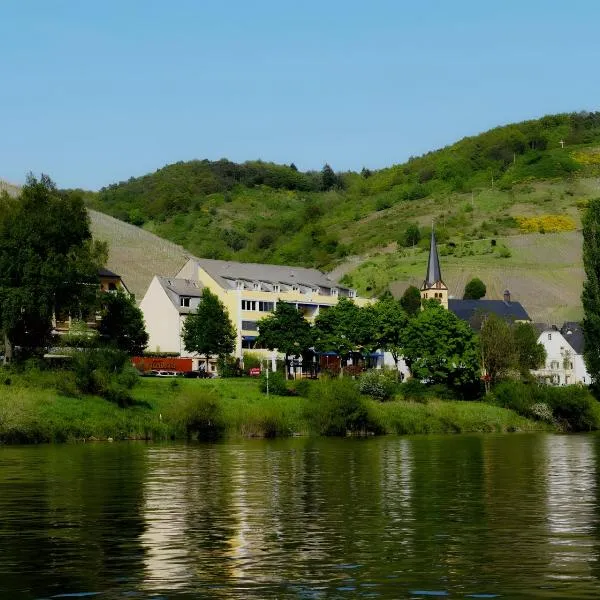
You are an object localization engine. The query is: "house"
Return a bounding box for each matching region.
[139,276,204,357]
[175,257,367,357]
[532,322,590,385]
[420,229,531,327]
[52,267,131,334]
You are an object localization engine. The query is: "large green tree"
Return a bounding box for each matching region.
[98,290,148,355]
[582,198,600,385]
[313,298,371,374]
[480,313,517,388]
[402,301,480,391]
[256,302,313,377]
[371,296,408,370]
[181,289,236,371]
[513,322,546,377]
[0,175,105,360]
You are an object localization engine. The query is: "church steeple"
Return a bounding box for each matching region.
[420,227,448,309]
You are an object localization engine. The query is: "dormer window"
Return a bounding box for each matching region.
[548,333,552,341]
[253,282,261,291]
[180,297,191,307]
[273,284,280,293]
[331,288,338,297]
[236,280,244,290]
[348,290,356,298]
[292,285,299,292]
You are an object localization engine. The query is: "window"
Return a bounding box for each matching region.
[548,333,552,340]
[242,321,258,331]
[258,301,274,312]
[348,290,356,298]
[253,282,261,291]
[180,297,191,307]
[236,280,244,290]
[273,284,280,293]
[242,300,257,311]
[331,288,338,297]
[292,285,299,292]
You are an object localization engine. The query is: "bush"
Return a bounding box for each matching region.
[303,378,379,435]
[259,371,290,396]
[70,348,139,407]
[242,352,262,373]
[292,378,312,397]
[358,370,397,401]
[491,381,600,431]
[399,379,429,402]
[217,355,242,377]
[169,389,225,440]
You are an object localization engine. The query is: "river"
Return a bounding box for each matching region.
[1,434,599,599]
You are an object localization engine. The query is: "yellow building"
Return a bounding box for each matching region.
[141,257,367,358]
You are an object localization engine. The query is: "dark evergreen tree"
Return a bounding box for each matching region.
[321,163,337,191]
[582,198,600,385]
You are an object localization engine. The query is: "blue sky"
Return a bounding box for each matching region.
[1,0,598,189]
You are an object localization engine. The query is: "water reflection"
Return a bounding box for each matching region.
[2,435,600,598]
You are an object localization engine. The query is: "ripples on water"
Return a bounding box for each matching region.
[1,434,600,599]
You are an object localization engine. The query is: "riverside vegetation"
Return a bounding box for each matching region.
[0,369,561,444]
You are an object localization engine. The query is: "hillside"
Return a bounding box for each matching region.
[81,111,600,321]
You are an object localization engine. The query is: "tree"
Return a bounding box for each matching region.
[400,286,422,317]
[313,298,370,375]
[402,301,480,391]
[480,314,517,388]
[256,302,313,377]
[513,322,546,377]
[0,175,105,361]
[289,163,298,172]
[181,289,236,371]
[321,163,337,191]
[402,223,421,248]
[98,290,148,355]
[582,198,600,385]
[371,297,408,371]
[463,277,487,299]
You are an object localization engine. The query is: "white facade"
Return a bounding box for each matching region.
[139,276,198,355]
[532,328,590,386]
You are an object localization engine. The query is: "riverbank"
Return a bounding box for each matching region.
[0,376,551,443]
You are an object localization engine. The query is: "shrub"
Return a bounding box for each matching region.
[70,348,139,407]
[358,370,397,401]
[400,379,430,402]
[304,378,379,435]
[217,355,242,377]
[491,381,600,431]
[169,390,225,440]
[259,371,290,396]
[292,378,312,397]
[242,352,262,373]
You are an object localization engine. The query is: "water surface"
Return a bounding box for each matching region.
[1,434,600,599]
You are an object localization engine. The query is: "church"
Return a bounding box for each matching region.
[420,230,531,328]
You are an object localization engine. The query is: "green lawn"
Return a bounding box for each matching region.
[0,375,549,443]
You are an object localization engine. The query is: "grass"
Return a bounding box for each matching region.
[0,374,550,444]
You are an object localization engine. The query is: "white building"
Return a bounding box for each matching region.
[532,322,590,386]
[139,276,204,355]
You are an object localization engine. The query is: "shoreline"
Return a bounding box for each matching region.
[0,377,551,444]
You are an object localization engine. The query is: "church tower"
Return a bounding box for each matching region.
[420,228,448,309]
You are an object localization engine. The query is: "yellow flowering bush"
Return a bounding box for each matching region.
[516,215,576,233]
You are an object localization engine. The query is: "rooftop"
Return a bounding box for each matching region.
[449,298,531,329]
[156,276,204,314]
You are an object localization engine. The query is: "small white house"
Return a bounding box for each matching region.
[532,322,590,386]
[140,276,204,356]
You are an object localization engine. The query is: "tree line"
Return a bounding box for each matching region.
[182,286,546,397]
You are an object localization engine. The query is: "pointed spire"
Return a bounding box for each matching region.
[424,228,442,286]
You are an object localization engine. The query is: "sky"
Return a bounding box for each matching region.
[1,0,599,190]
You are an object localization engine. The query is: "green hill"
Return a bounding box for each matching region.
[82,111,600,321]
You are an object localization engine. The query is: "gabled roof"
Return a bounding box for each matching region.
[98,267,121,279]
[448,298,531,329]
[190,257,354,296]
[560,321,585,355]
[423,229,444,287]
[156,276,204,314]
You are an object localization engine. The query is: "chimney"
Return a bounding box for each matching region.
[503,289,511,304]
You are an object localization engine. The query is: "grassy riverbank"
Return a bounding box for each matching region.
[0,375,550,443]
